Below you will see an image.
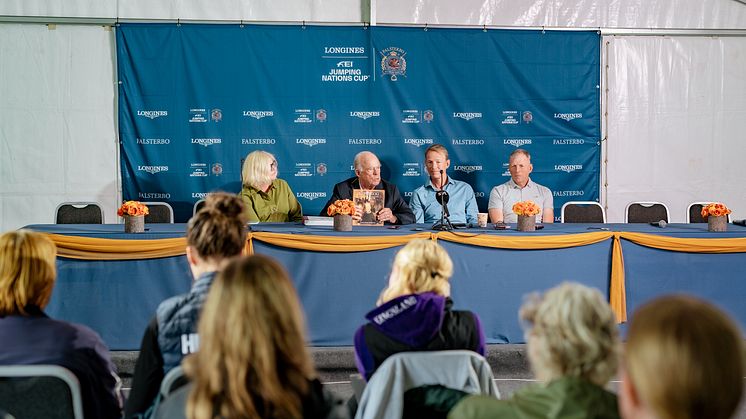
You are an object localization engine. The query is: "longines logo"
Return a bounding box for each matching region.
[242,138,276,145]
[296,192,327,200]
[553,139,585,145]
[192,192,209,199]
[324,47,365,54]
[139,192,171,199]
[191,138,222,147]
[350,111,380,120]
[137,110,168,119]
[553,190,585,197]
[504,139,532,147]
[349,138,382,145]
[453,112,482,121]
[404,138,433,147]
[137,138,170,145]
[242,111,274,119]
[474,192,485,198]
[554,113,583,121]
[555,164,583,173]
[452,139,484,145]
[296,138,326,147]
[454,165,483,174]
[137,165,168,174]
[404,191,413,197]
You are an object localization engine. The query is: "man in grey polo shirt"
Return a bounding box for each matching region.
[488,149,554,223]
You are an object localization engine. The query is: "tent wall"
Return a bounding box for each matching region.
[603,35,746,222]
[1,1,745,229]
[0,24,118,231]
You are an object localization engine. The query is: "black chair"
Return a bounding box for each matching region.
[55,202,104,224]
[687,202,731,223]
[193,199,206,217]
[142,202,174,223]
[625,202,670,223]
[0,365,83,419]
[561,201,606,223]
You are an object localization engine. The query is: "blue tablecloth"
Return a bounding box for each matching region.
[24,222,746,349]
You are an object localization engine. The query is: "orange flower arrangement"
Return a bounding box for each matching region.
[700,202,731,218]
[327,199,356,216]
[512,200,541,216]
[118,201,150,217]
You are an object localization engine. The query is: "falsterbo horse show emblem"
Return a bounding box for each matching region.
[381,47,407,81]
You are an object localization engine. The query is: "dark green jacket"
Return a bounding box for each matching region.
[449,377,620,419]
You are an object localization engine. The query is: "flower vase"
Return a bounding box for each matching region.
[333,214,353,232]
[708,215,727,232]
[517,215,536,232]
[124,215,145,233]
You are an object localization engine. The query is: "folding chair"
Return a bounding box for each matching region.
[624,202,670,223]
[193,199,206,217]
[561,201,606,223]
[142,202,174,223]
[355,351,499,419]
[0,365,83,419]
[54,202,104,224]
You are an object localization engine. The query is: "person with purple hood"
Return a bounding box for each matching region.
[353,239,485,381]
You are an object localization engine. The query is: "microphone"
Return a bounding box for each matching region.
[649,220,667,228]
[436,169,450,217]
[733,219,746,227]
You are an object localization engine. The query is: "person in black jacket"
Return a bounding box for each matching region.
[125,193,247,418]
[0,230,122,419]
[320,151,415,225]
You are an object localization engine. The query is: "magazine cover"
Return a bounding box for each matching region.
[352,189,385,226]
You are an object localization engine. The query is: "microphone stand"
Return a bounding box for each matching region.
[431,170,454,231]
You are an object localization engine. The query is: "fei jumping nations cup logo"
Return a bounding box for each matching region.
[381,47,407,81]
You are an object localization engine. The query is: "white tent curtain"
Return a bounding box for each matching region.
[0,23,118,231]
[602,35,746,222]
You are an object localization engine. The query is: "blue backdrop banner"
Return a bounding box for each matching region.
[117,24,600,222]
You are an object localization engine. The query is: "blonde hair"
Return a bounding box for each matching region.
[0,230,57,316]
[425,144,449,160]
[625,295,745,419]
[521,282,619,386]
[241,150,275,190]
[378,239,452,304]
[185,255,315,419]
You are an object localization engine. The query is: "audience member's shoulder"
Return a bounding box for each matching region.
[50,317,109,349]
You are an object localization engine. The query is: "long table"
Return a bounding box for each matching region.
[25,222,746,350]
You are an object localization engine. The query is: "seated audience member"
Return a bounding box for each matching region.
[449,282,620,419]
[320,151,415,225]
[488,148,553,223]
[240,150,303,222]
[0,230,122,418]
[125,193,247,418]
[409,144,479,225]
[155,255,346,419]
[619,295,745,419]
[354,239,485,381]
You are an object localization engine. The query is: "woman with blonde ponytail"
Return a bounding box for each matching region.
[354,239,485,381]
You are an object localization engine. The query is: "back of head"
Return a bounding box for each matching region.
[625,295,745,419]
[185,255,314,419]
[0,230,57,316]
[186,192,247,261]
[521,282,619,386]
[379,239,453,304]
